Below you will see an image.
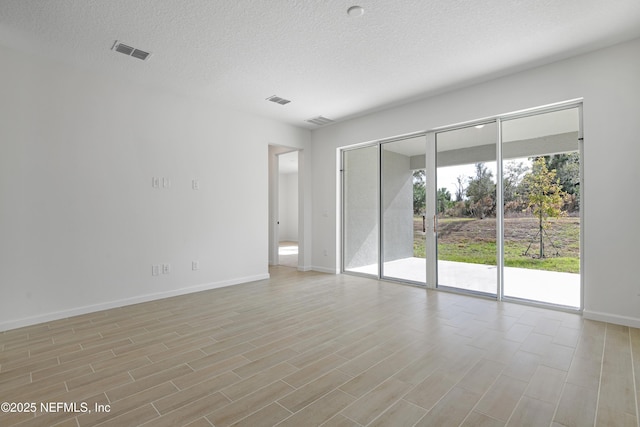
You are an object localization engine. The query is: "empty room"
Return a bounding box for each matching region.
[2,1,640,426]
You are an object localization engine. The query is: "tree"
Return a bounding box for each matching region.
[522,157,566,258]
[413,170,426,215]
[502,161,529,212]
[454,175,466,202]
[544,153,580,212]
[437,188,452,214]
[466,163,495,218]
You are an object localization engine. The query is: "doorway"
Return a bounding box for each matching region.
[268,146,302,269]
[277,151,299,268]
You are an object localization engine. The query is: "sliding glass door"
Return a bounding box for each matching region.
[341,102,582,310]
[501,107,581,308]
[381,136,427,284]
[435,122,498,296]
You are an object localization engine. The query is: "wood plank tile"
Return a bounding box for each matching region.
[2,268,636,427]
[404,369,457,411]
[368,399,426,427]
[231,348,297,379]
[502,350,541,382]
[340,378,413,425]
[221,362,297,402]
[336,343,397,377]
[282,353,348,388]
[460,411,505,427]
[130,349,203,380]
[393,349,446,386]
[140,392,230,427]
[337,342,426,398]
[206,380,295,427]
[183,418,213,427]
[173,355,247,390]
[77,384,176,426]
[105,365,192,402]
[228,403,291,427]
[414,386,482,427]
[90,403,158,427]
[630,327,640,423]
[506,396,555,427]
[553,382,597,427]
[274,390,355,427]
[65,358,148,391]
[457,358,505,394]
[566,354,601,390]
[278,369,351,413]
[524,365,566,404]
[320,414,361,427]
[596,324,637,426]
[152,372,239,414]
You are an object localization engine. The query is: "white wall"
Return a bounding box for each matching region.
[0,45,310,331]
[311,38,640,327]
[382,150,414,262]
[278,172,298,242]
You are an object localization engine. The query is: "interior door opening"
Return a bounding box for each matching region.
[277,151,299,268]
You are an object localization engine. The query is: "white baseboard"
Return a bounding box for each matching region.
[583,310,640,329]
[297,265,313,272]
[0,273,269,332]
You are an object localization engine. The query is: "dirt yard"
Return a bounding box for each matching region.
[415,216,580,258]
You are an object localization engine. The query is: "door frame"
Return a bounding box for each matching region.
[340,99,584,312]
[268,145,303,269]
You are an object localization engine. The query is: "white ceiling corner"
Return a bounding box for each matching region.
[1,0,639,129]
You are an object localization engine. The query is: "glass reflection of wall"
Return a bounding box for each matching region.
[343,145,379,276]
[381,137,426,284]
[502,108,580,307]
[436,122,498,296]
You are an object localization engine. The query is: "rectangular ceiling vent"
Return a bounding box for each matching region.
[306,116,335,126]
[266,95,291,105]
[112,40,151,61]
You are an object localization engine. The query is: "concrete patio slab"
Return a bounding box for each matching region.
[348,257,580,308]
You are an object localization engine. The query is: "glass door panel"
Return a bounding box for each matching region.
[381,136,427,284]
[436,122,498,296]
[342,145,379,276]
[501,107,581,307]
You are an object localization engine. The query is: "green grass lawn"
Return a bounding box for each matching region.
[413,216,580,274]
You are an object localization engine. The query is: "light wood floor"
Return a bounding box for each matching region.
[1,266,639,427]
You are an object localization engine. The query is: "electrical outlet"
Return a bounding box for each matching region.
[152,265,160,276]
[192,261,199,271]
[162,263,171,274]
[163,177,171,188]
[152,177,160,189]
[192,179,200,190]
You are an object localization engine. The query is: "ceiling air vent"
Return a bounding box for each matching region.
[111,40,151,61]
[306,116,335,126]
[266,95,291,105]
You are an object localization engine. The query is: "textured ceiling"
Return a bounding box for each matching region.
[1,0,640,129]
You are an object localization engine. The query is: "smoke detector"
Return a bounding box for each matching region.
[111,40,152,61]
